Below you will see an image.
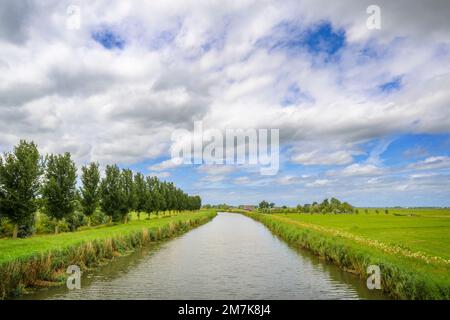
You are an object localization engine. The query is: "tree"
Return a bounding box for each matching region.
[41,152,78,234]
[121,169,136,223]
[340,202,354,213]
[319,198,330,213]
[158,180,168,214]
[330,197,341,212]
[80,162,100,224]
[303,204,311,213]
[100,164,126,223]
[258,200,270,212]
[0,140,42,238]
[134,172,147,220]
[188,195,201,211]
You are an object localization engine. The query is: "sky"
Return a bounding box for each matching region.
[0,0,450,207]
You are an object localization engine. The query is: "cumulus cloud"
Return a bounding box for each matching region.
[1,0,450,205]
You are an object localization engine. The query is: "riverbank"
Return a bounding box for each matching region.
[239,211,450,299]
[0,210,217,299]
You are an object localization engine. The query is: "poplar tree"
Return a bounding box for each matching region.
[41,152,78,234]
[133,172,147,220]
[0,140,42,238]
[121,169,135,223]
[80,162,100,224]
[100,164,125,223]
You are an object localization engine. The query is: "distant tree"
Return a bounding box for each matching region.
[311,201,319,214]
[303,204,311,213]
[340,202,354,213]
[365,209,369,214]
[80,162,100,224]
[385,209,389,214]
[330,197,341,212]
[0,140,42,238]
[269,202,275,209]
[258,200,270,212]
[41,153,78,234]
[320,198,330,213]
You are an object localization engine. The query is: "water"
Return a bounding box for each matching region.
[20,212,388,299]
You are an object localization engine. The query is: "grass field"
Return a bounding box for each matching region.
[241,209,450,299]
[358,207,450,218]
[280,212,450,260]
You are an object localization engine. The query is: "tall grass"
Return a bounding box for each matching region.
[0,211,216,299]
[242,211,450,300]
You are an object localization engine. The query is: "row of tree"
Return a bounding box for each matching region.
[296,198,354,214]
[0,140,201,238]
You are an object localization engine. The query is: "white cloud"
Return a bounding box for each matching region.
[291,149,354,166]
[306,179,333,187]
[1,1,450,205]
[408,156,450,170]
[329,163,385,177]
[277,175,301,185]
[148,159,182,171]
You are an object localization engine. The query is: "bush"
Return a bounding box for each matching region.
[0,217,13,238]
[66,210,87,231]
[35,213,70,234]
[89,209,109,226]
[0,215,35,238]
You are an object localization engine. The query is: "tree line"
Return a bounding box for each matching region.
[0,140,201,238]
[257,197,355,214]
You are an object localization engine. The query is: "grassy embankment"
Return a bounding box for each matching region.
[239,209,450,299]
[0,209,217,299]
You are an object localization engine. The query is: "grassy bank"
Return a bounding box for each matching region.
[0,209,216,299]
[240,211,450,299]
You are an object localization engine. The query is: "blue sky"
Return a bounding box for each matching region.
[1,1,450,207]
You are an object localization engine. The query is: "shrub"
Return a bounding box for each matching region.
[89,209,109,226]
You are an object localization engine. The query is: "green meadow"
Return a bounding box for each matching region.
[281,211,450,260]
[241,208,450,299]
[359,207,450,218]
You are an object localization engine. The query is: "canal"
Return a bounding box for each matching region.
[21,212,387,299]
